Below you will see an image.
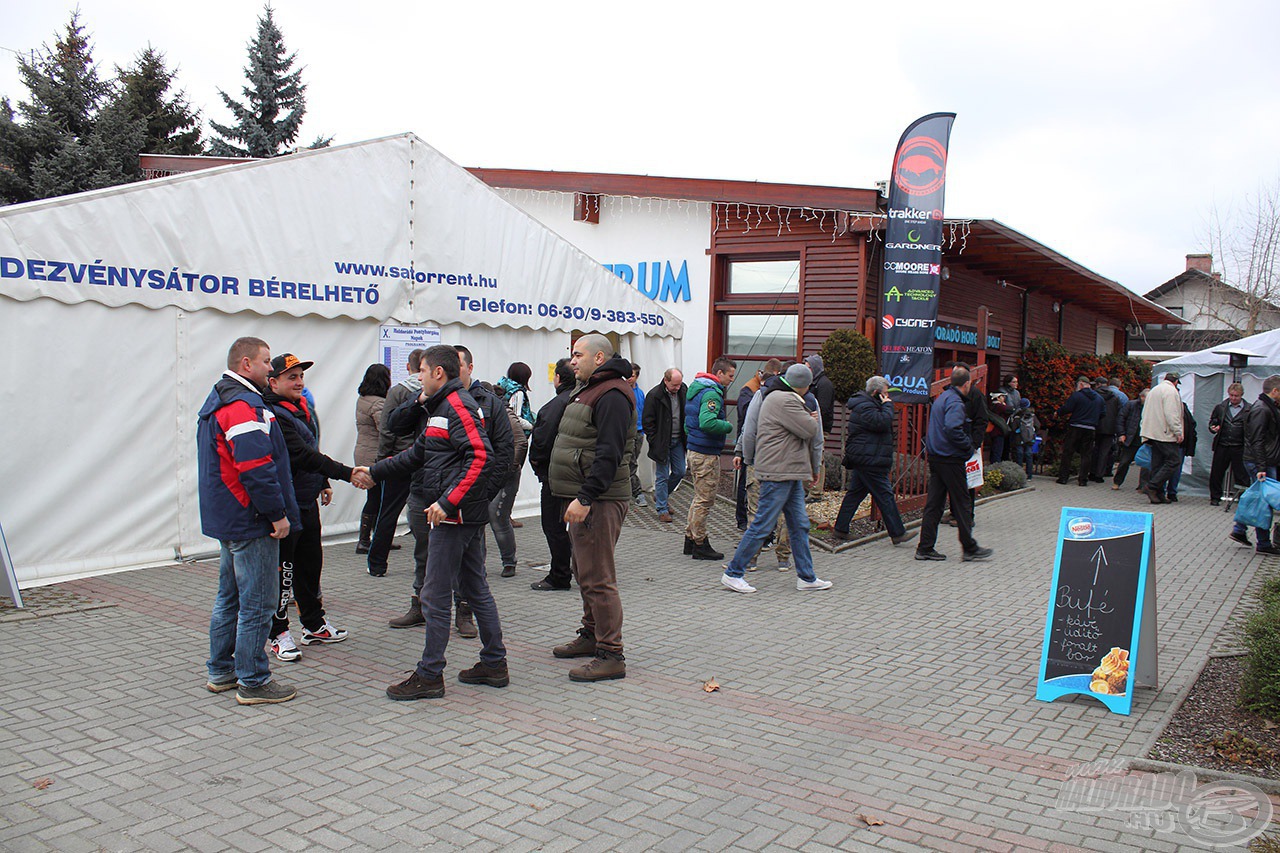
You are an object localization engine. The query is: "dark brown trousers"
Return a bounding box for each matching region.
[569,498,628,654]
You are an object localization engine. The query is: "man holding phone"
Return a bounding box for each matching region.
[831,376,915,546]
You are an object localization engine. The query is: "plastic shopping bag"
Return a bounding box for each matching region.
[1235,480,1279,530]
[965,451,983,489]
[1133,443,1152,469]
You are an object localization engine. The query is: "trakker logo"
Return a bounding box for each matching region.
[888,207,944,220]
[893,135,948,196]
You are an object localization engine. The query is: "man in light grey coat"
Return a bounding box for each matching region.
[721,364,832,594]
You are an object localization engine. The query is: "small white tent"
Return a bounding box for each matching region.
[0,134,682,586]
[1152,328,1280,496]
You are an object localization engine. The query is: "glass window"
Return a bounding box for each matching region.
[728,259,799,294]
[725,314,797,358]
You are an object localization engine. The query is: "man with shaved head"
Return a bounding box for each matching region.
[548,334,637,682]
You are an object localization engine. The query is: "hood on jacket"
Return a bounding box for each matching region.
[589,355,634,386]
[198,373,264,420]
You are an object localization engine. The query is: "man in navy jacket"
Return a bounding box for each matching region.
[366,345,508,701]
[916,367,993,562]
[197,337,300,705]
[1056,376,1103,486]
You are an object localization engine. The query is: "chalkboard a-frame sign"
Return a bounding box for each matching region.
[1036,507,1157,715]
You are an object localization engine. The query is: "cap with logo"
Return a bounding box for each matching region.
[269,353,314,378]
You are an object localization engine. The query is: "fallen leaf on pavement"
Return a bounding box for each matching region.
[703,679,720,693]
[32,778,52,790]
[858,814,884,827]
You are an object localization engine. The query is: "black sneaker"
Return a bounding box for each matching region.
[205,676,238,694]
[830,529,854,542]
[386,671,445,701]
[500,565,516,578]
[915,549,947,561]
[1258,543,1280,556]
[458,660,509,688]
[530,578,571,591]
[890,530,918,546]
[235,680,297,705]
[1229,531,1252,547]
[1166,494,1178,502]
[1210,499,1222,507]
[962,546,995,562]
[690,539,725,561]
[683,536,696,555]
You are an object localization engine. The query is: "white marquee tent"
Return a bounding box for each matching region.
[1152,328,1280,496]
[0,134,682,587]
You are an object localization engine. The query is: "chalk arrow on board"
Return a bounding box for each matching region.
[1092,545,1108,585]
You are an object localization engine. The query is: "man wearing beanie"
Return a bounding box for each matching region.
[721,363,832,593]
[805,354,835,498]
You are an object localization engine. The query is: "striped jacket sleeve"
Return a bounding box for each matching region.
[437,393,490,517]
[215,400,286,521]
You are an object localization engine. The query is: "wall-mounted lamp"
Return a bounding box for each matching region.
[998,279,1008,288]
[941,266,950,281]
[1052,301,1061,313]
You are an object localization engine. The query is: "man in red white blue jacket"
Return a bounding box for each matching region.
[197,337,301,706]
[364,344,508,701]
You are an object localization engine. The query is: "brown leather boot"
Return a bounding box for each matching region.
[388,596,424,629]
[569,653,626,682]
[457,660,509,687]
[553,631,597,658]
[454,603,478,638]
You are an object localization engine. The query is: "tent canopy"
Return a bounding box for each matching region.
[1152,327,1280,382]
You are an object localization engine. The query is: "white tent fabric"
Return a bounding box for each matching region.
[1151,328,1280,496]
[0,134,681,586]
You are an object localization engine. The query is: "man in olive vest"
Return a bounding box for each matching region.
[548,334,636,682]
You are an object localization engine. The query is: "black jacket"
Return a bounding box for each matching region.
[811,371,836,433]
[1095,387,1121,435]
[370,379,495,523]
[530,382,575,482]
[263,393,352,506]
[965,387,990,448]
[384,377,512,501]
[842,391,895,472]
[1210,398,1251,450]
[1057,387,1103,429]
[1117,398,1144,443]
[1181,404,1198,458]
[642,380,688,462]
[1245,393,1280,469]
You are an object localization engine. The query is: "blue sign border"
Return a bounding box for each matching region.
[1035,507,1153,715]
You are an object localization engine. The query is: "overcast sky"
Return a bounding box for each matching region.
[2,0,1276,295]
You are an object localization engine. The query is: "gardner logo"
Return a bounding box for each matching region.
[893,135,948,197]
[882,314,895,330]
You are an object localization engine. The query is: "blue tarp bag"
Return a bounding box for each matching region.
[1134,443,1152,469]
[1234,479,1280,530]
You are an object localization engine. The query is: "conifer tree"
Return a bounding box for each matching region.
[0,12,144,204]
[116,47,203,155]
[208,5,329,157]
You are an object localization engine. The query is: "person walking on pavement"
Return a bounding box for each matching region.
[548,334,637,682]
[1112,388,1148,491]
[721,363,832,593]
[1091,376,1122,482]
[263,353,360,663]
[353,364,390,555]
[364,345,508,701]
[735,361,781,528]
[831,376,915,547]
[528,359,577,591]
[1208,382,1251,506]
[198,337,300,705]
[642,368,688,524]
[1229,375,1280,554]
[1140,372,1185,504]
[916,366,993,563]
[627,365,648,507]
[1056,376,1103,486]
[1164,402,1197,502]
[683,356,737,560]
[366,349,423,577]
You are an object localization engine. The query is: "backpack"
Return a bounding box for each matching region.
[495,376,534,430]
[1019,411,1036,444]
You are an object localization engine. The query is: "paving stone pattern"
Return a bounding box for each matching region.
[1,485,1277,851]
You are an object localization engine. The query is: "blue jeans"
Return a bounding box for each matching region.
[725,480,815,581]
[653,440,687,513]
[207,535,280,688]
[416,523,506,679]
[1233,464,1276,545]
[834,467,906,538]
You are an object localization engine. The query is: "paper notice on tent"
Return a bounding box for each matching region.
[380,325,442,384]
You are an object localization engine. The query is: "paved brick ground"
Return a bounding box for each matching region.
[1,484,1277,851]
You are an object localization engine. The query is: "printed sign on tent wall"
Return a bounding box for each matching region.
[380,325,443,385]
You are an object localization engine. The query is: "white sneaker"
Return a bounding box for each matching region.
[270,631,301,661]
[796,578,833,591]
[721,573,757,594]
[300,620,349,645]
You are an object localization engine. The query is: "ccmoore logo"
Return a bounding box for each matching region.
[884,260,940,276]
[882,314,895,330]
[893,135,948,196]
